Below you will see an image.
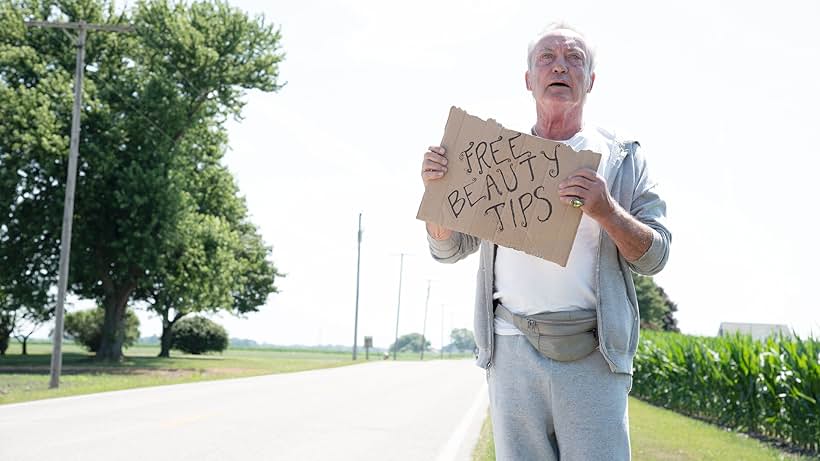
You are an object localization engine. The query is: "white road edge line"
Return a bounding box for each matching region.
[435,383,489,461]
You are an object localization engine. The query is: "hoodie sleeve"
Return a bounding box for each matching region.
[625,142,671,276]
[427,229,480,264]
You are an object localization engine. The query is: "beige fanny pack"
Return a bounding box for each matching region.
[495,303,599,362]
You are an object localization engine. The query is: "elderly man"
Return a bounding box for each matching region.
[421,23,670,460]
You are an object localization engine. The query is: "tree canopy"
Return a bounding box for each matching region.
[390,333,431,354]
[633,274,679,332]
[449,328,476,352]
[0,0,284,360]
[64,307,140,352]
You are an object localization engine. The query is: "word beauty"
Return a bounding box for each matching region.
[416,107,601,266]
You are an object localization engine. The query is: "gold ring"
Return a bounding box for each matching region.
[571,198,584,208]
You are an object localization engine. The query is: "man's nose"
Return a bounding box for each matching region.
[552,61,567,73]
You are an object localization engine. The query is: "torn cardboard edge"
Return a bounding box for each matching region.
[416,106,602,267]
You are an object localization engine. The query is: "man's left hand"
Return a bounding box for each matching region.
[558,168,615,221]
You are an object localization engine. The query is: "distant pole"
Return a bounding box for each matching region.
[392,253,405,360]
[449,311,454,357]
[352,213,362,360]
[24,20,133,389]
[440,304,445,359]
[419,280,430,360]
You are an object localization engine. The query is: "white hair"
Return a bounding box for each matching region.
[527,21,596,74]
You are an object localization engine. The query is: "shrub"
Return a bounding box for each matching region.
[64,308,140,353]
[171,316,228,354]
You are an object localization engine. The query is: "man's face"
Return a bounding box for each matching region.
[526,30,594,110]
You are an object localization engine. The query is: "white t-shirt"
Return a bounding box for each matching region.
[493,126,616,335]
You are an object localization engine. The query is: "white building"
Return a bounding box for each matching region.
[718,322,792,341]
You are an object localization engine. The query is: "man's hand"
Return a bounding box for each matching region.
[559,167,653,262]
[421,146,453,240]
[558,168,615,221]
[422,146,448,185]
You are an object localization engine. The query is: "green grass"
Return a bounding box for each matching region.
[472,397,815,461]
[0,342,351,405]
[0,342,473,405]
[472,409,496,460]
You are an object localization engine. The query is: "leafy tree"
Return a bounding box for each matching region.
[656,284,679,332]
[633,274,679,332]
[171,316,228,354]
[0,30,60,354]
[0,288,53,355]
[140,209,279,357]
[12,302,52,355]
[133,131,279,358]
[449,328,476,352]
[64,307,140,353]
[0,3,66,339]
[0,0,283,361]
[390,333,431,354]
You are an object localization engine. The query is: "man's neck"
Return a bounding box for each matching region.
[533,105,584,141]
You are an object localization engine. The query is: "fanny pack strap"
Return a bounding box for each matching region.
[495,303,597,335]
[495,303,534,334]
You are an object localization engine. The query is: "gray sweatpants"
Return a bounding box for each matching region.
[487,334,632,461]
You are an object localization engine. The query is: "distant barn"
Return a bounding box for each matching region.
[718,322,792,340]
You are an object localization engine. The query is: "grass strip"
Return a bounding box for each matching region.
[472,397,814,461]
[0,342,472,405]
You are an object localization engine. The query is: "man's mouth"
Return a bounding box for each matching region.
[548,82,571,89]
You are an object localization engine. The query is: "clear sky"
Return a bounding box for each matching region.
[88,0,820,349]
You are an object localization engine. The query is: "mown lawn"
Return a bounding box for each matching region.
[1,341,462,405]
[472,397,815,461]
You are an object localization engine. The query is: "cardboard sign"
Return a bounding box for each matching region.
[416,107,601,267]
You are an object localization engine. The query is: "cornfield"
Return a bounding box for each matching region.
[632,330,820,453]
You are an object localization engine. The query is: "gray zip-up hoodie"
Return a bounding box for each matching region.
[426,136,670,375]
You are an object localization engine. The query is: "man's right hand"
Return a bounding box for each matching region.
[421,146,453,240]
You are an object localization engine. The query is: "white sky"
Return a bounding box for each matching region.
[63,0,820,349]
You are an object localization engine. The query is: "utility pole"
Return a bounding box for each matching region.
[440,304,445,359]
[24,20,134,389]
[392,253,405,360]
[352,213,362,360]
[419,280,430,360]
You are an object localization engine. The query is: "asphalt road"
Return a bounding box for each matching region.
[0,359,488,461]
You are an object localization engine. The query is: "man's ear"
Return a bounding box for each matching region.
[525,70,532,91]
[587,72,596,93]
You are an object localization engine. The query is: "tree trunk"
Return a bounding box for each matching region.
[159,312,173,358]
[97,289,130,361]
[0,315,12,355]
[158,310,184,358]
